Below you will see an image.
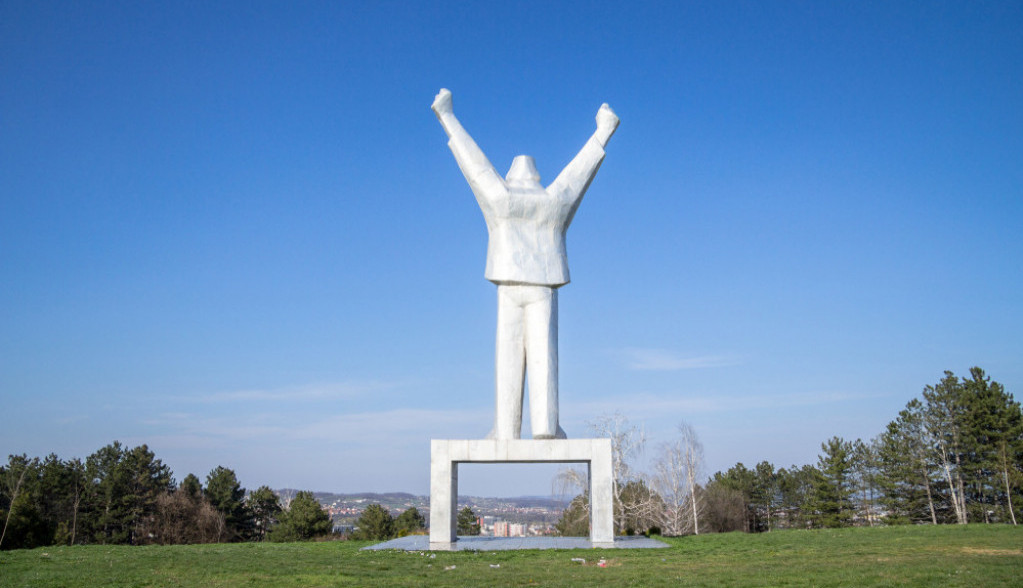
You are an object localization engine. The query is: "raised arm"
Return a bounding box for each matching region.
[547,103,619,203]
[432,89,505,199]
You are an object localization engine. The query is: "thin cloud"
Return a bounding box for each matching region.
[619,348,740,371]
[575,390,872,422]
[55,414,91,425]
[142,406,490,449]
[194,380,407,403]
[293,407,490,444]
[141,412,288,441]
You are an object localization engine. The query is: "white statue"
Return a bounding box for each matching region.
[432,88,619,440]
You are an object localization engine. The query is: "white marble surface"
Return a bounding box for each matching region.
[429,439,614,548]
[432,89,619,440]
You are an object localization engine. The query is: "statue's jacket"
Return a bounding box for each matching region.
[447,135,606,288]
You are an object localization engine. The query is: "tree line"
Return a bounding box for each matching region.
[0,441,332,550]
[707,367,1021,532]
[555,367,1021,536]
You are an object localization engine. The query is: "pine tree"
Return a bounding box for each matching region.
[851,438,882,526]
[205,466,250,540]
[456,505,480,536]
[353,503,394,540]
[878,400,939,524]
[961,368,1022,524]
[554,494,589,536]
[751,461,778,532]
[394,507,426,536]
[179,474,202,500]
[811,437,855,528]
[83,442,172,544]
[270,491,332,541]
[776,464,818,529]
[247,486,282,540]
[711,463,756,532]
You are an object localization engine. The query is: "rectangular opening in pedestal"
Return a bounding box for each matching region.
[455,463,581,537]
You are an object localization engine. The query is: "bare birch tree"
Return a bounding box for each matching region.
[902,401,940,525]
[589,412,647,533]
[554,412,648,534]
[0,456,38,550]
[652,421,704,535]
[996,438,1019,525]
[652,440,687,536]
[922,372,969,524]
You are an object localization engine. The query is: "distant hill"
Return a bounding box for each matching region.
[272,490,569,523]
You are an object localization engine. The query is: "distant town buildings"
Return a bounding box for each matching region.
[486,517,548,537]
[308,492,565,536]
[492,520,510,537]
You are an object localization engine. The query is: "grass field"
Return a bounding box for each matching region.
[1,525,1020,587]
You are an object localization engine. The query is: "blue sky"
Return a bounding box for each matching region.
[2,1,1021,497]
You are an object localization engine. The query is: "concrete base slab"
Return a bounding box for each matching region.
[363,535,670,551]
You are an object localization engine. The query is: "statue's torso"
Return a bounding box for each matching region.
[482,186,572,287]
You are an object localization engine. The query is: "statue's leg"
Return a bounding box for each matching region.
[524,286,565,439]
[491,285,525,440]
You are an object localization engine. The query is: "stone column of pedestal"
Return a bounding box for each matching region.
[429,440,458,548]
[589,438,614,546]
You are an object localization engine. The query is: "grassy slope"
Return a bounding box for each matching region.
[1,525,1020,587]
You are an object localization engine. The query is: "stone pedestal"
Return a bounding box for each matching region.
[429,438,613,550]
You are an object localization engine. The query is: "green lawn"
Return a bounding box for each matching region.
[1,525,1020,587]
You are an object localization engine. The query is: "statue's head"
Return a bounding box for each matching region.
[505,155,542,188]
